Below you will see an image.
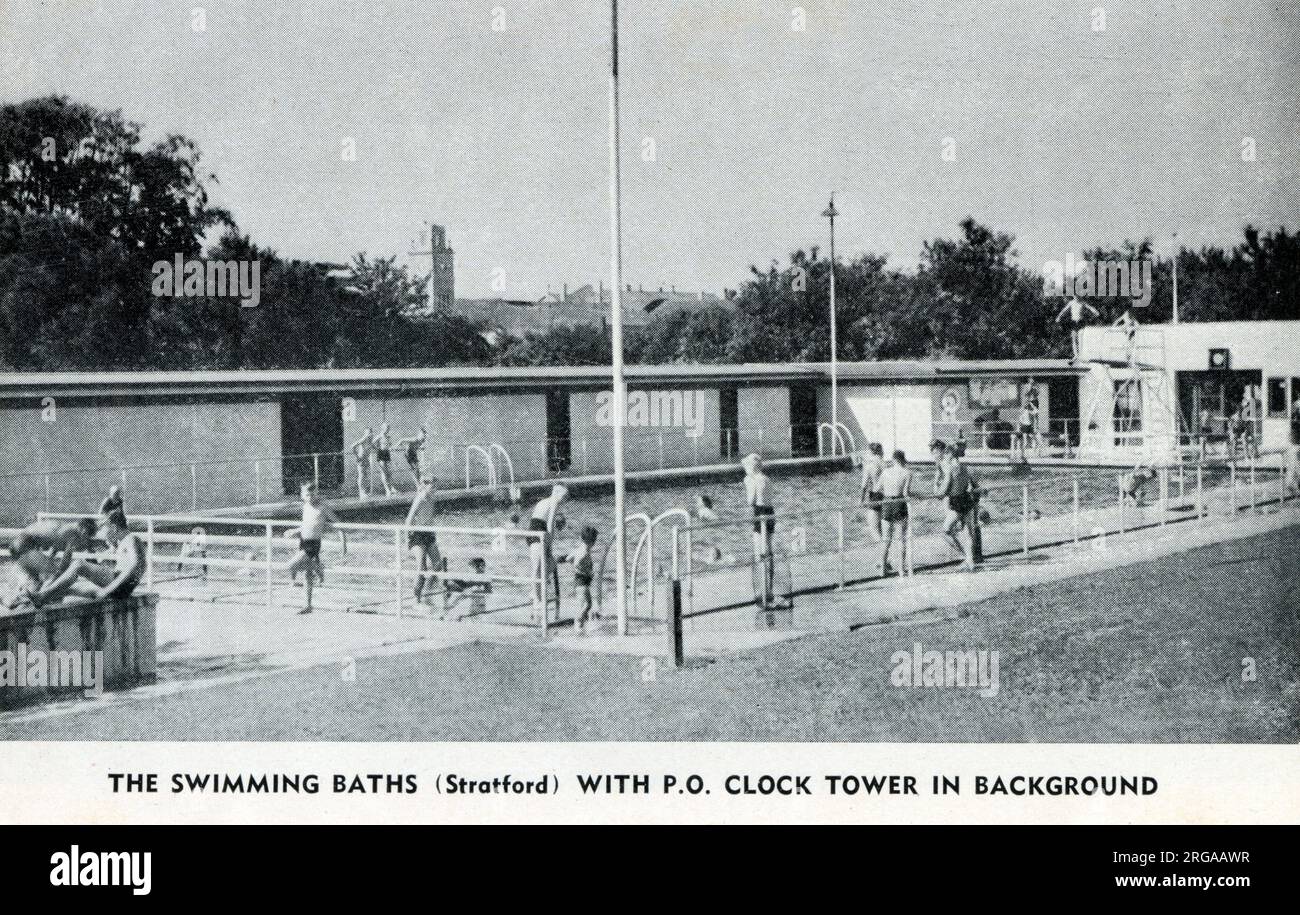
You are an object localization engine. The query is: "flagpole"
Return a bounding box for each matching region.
[609,0,628,636]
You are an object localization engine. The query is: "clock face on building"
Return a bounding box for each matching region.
[1209,348,1230,369]
[940,387,961,418]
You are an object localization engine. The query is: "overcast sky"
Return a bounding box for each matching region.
[3,0,1297,298]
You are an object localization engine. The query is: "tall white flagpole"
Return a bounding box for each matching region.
[609,0,629,635]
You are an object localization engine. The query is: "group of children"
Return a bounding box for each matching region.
[2,504,145,614]
[351,423,428,499]
[856,441,982,577]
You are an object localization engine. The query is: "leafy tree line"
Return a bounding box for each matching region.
[0,97,487,371]
[3,97,1296,372]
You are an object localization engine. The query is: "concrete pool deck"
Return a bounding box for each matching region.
[3,475,1296,726]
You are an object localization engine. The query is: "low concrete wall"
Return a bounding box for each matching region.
[0,593,157,709]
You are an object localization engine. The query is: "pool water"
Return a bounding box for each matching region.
[350,463,1158,575]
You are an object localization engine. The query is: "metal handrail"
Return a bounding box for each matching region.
[627,508,692,620]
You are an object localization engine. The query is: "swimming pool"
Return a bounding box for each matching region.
[345,462,1173,572]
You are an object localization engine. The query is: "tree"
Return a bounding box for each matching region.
[0,96,232,258]
[495,324,612,366]
[913,218,1063,359]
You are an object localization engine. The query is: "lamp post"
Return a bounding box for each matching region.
[1171,231,1179,325]
[822,194,839,431]
[608,0,628,635]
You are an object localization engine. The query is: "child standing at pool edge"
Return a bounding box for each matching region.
[573,525,599,634]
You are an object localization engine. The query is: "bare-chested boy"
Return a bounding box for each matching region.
[405,475,442,603]
[351,428,374,499]
[283,483,347,613]
[32,511,144,605]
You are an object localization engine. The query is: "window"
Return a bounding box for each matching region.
[1268,378,1288,417]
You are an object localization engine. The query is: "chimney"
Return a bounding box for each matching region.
[562,283,568,302]
[670,284,676,294]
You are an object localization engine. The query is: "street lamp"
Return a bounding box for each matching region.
[1171,232,1179,325]
[822,194,839,432]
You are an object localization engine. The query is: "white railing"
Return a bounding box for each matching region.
[817,423,850,457]
[33,511,561,635]
[627,508,693,623]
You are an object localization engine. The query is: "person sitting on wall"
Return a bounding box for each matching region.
[7,517,97,568]
[2,518,97,613]
[33,510,144,605]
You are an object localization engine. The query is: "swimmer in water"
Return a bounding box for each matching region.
[396,427,427,486]
[350,428,374,499]
[742,453,775,606]
[283,483,347,613]
[695,494,719,523]
[528,484,568,616]
[1122,463,1157,506]
[405,475,441,603]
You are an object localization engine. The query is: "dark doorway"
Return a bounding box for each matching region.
[546,391,571,471]
[1046,378,1080,445]
[1177,369,1262,442]
[789,383,819,456]
[719,387,739,459]
[280,395,344,493]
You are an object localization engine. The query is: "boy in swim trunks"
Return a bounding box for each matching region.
[284,483,347,613]
[931,440,977,571]
[373,422,396,497]
[396,427,427,486]
[1055,296,1100,360]
[351,429,374,499]
[405,475,441,602]
[858,442,884,543]
[572,525,599,633]
[742,453,775,606]
[528,484,568,616]
[34,510,144,604]
[875,449,913,577]
[7,517,97,571]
